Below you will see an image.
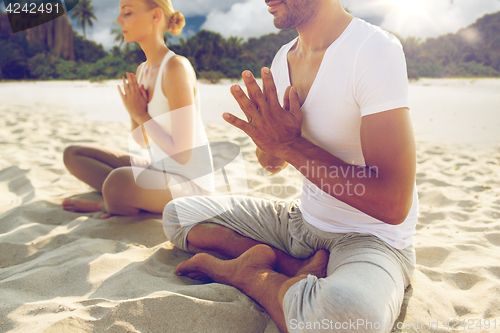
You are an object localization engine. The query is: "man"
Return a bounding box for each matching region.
[163,0,418,332]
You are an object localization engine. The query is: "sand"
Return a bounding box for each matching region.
[0,78,500,332]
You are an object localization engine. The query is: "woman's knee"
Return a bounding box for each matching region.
[102,168,136,203]
[63,145,82,170]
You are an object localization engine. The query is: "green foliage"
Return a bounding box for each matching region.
[441,61,500,78]
[406,59,444,79]
[170,30,227,73]
[111,23,124,49]
[28,53,58,79]
[89,56,130,79]
[74,32,107,63]
[169,29,298,79]
[56,59,80,80]
[400,11,500,78]
[0,37,30,79]
[0,14,50,79]
[2,58,30,79]
[198,70,226,83]
[28,52,94,80]
[111,46,122,58]
[1,11,500,81]
[27,53,131,80]
[123,43,146,67]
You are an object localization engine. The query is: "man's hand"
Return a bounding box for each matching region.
[226,68,303,159]
[118,72,149,121]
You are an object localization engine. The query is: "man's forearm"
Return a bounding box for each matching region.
[256,148,289,174]
[277,137,413,225]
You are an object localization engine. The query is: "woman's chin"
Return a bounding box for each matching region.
[123,36,134,43]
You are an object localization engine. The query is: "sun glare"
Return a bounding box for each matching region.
[386,0,427,16]
[374,0,433,36]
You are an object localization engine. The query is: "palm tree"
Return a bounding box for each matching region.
[164,31,173,45]
[401,36,422,60]
[70,0,97,40]
[225,36,244,59]
[111,23,124,49]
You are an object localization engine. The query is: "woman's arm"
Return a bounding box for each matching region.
[132,56,196,165]
[119,63,149,148]
[130,117,149,148]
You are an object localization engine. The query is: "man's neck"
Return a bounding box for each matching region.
[295,1,354,54]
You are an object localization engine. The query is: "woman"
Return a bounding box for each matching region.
[62,0,214,218]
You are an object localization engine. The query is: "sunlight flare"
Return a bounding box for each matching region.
[385,0,427,16]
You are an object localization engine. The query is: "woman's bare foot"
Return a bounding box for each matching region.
[62,198,103,213]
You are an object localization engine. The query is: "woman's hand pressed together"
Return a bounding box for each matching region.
[118,72,150,122]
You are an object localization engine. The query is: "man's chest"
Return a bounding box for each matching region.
[287,51,326,106]
[275,47,362,163]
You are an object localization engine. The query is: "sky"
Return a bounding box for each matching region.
[2,0,500,50]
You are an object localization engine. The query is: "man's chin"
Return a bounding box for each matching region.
[273,19,294,30]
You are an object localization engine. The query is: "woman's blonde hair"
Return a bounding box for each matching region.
[143,0,185,35]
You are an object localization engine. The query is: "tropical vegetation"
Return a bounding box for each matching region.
[1,9,499,82]
[399,12,500,79]
[70,0,97,40]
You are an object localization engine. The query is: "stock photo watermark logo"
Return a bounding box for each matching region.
[253,161,378,199]
[128,109,249,226]
[4,0,79,33]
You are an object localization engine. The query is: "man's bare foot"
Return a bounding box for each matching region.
[175,244,330,310]
[185,223,330,278]
[62,198,103,213]
[175,244,277,290]
[274,249,330,278]
[293,249,329,278]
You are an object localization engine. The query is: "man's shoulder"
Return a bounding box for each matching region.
[350,18,403,51]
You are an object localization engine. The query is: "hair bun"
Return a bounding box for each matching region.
[169,11,185,35]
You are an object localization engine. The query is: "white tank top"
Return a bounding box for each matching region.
[137,51,214,192]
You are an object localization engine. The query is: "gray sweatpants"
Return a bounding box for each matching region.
[163,195,415,333]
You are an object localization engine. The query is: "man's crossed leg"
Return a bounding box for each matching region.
[163,195,415,333]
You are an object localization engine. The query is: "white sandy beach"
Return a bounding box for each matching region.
[0,78,500,332]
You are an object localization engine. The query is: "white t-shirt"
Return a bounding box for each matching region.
[270,18,418,249]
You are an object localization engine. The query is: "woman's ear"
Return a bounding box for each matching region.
[152,7,163,25]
